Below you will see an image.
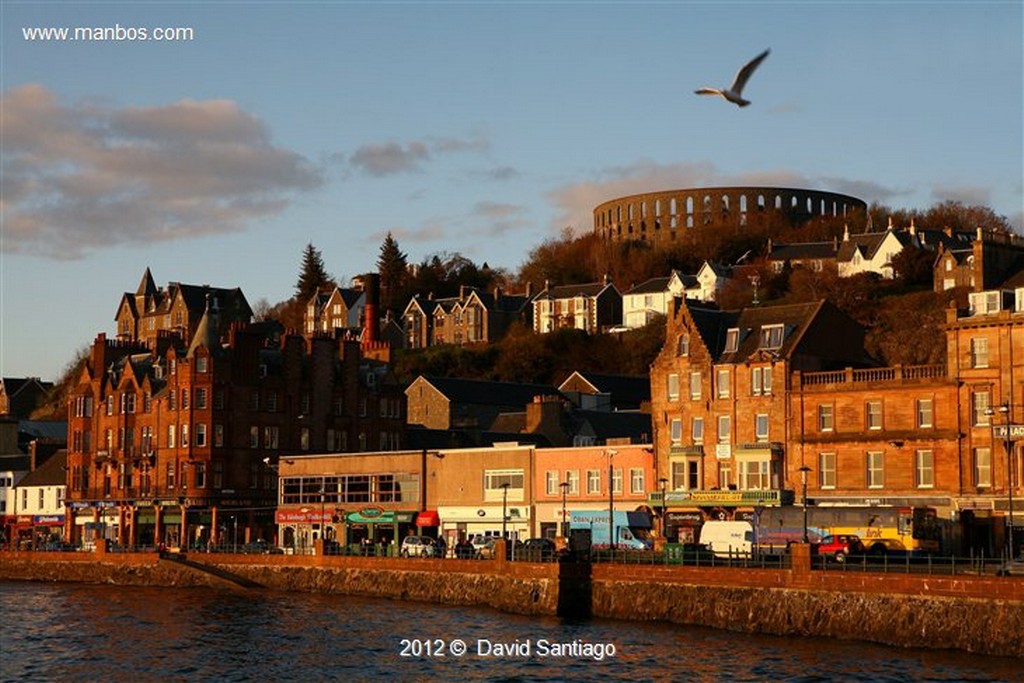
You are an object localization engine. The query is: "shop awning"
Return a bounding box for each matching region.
[415,510,440,527]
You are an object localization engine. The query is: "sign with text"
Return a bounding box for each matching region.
[992,424,1024,441]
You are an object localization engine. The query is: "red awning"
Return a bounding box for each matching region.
[415,510,440,527]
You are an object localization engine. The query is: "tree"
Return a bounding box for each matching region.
[295,243,332,301]
[377,232,409,314]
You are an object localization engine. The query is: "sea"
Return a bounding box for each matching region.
[1,581,1020,682]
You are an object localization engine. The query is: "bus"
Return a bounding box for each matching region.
[758,506,941,556]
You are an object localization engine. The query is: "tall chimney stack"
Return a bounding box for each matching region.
[363,273,381,343]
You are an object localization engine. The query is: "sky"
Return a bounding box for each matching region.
[2,1,1022,381]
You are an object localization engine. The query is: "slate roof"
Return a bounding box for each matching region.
[16,449,66,487]
[574,410,652,441]
[687,300,825,362]
[559,371,651,408]
[416,376,562,407]
[535,282,610,300]
[1,377,54,418]
[624,277,671,296]
[767,242,838,261]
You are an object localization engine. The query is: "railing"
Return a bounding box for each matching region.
[811,551,1019,576]
[799,364,947,388]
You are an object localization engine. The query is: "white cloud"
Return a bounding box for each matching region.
[347,134,491,177]
[1,84,323,260]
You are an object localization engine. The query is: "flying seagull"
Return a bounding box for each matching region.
[695,49,770,107]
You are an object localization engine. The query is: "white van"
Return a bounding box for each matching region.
[699,521,754,557]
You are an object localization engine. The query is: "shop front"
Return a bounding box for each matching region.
[438,504,532,546]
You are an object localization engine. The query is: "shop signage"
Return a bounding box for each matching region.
[654,490,786,506]
[666,511,703,525]
[275,509,330,524]
[359,507,384,519]
[33,515,64,525]
[992,424,1024,440]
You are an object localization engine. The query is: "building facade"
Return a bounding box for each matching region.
[532,278,622,334]
[65,311,407,551]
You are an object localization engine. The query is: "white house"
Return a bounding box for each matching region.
[8,450,66,548]
[621,262,729,330]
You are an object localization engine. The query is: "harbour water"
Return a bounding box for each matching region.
[1,581,1020,682]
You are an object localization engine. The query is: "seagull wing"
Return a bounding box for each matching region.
[694,88,722,96]
[729,49,770,95]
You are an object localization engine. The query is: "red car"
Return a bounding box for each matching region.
[814,534,865,563]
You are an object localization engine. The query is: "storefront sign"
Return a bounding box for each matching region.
[992,424,1024,440]
[359,507,384,519]
[275,509,331,524]
[33,515,64,525]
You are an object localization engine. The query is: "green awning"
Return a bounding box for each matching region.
[345,510,415,524]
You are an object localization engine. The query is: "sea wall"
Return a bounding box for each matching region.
[2,545,1021,658]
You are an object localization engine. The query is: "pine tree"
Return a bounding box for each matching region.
[376,232,409,313]
[295,243,332,300]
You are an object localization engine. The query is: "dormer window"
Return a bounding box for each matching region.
[677,334,689,357]
[759,324,785,350]
[724,328,740,353]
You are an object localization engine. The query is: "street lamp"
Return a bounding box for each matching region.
[659,477,669,539]
[798,465,811,543]
[606,449,618,551]
[500,482,510,541]
[559,481,569,538]
[987,403,1017,559]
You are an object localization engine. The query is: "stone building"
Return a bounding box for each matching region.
[114,268,253,350]
[532,277,622,334]
[402,286,532,349]
[64,307,407,551]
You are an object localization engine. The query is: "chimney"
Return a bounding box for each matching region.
[909,219,916,237]
[843,224,849,242]
[494,285,502,299]
[362,273,381,343]
[525,282,533,298]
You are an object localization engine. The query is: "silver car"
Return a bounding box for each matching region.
[400,536,436,558]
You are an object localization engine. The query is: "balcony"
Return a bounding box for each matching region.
[797,364,946,389]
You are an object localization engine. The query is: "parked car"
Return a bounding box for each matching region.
[520,538,556,561]
[814,534,865,563]
[995,558,1024,576]
[400,535,436,558]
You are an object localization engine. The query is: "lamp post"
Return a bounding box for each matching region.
[500,482,510,541]
[320,486,326,544]
[987,403,1017,559]
[606,449,618,550]
[798,465,811,543]
[559,481,569,538]
[659,477,669,539]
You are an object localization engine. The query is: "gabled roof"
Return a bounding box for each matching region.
[767,241,838,261]
[1,377,54,418]
[536,281,615,300]
[624,277,671,296]
[574,410,652,441]
[136,268,158,298]
[410,376,561,407]
[559,371,650,407]
[16,449,66,487]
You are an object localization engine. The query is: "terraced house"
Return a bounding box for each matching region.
[402,286,531,349]
[65,301,406,552]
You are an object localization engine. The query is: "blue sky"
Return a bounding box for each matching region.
[2,1,1022,380]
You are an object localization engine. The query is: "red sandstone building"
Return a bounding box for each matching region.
[65,301,406,550]
[649,290,1023,555]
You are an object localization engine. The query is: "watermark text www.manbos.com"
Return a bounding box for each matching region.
[22,23,196,43]
[398,637,617,661]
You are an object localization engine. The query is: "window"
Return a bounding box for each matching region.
[566,470,580,495]
[166,462,176,489]
[195,356,208,373]
[916,399,933,428]
[819,452,836,489]
[915,450,934,488]
[671,461,687,490]
[630,467,645,494]
[667,373,680,401]
[717,415,731,443]
[689,371,701,400]
[970,337,989,368]
[677,335,689,357]
[718,462,731,489]
[167,425,176,449]
[587,469,601,494]
[484,470,525,502]
[759,324,784,349]
[724,328,739,353]
[214,424,224,447]
[670,418,683,445]
[611,468,623,495]
[181,389,189,409]
[867,452,885,488]
[195,424,207,447]
[974,448,992,487]
[266,392,278,413]
[692,417,704,445]
[818,404,834,432]
[181,424,189,448]
[194,462,206,489]
[755,414,769,442]
[973,391,991,426]
[249,391,260,411]
[249,425,259,449]
[106,395,115,416]
[263,426,279,449]
[121,392,136,414]
[716,368,730,399]
[751,367,773,396]
[739,460,770,490]
[195,388,208,410]
[866,401,883,430]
